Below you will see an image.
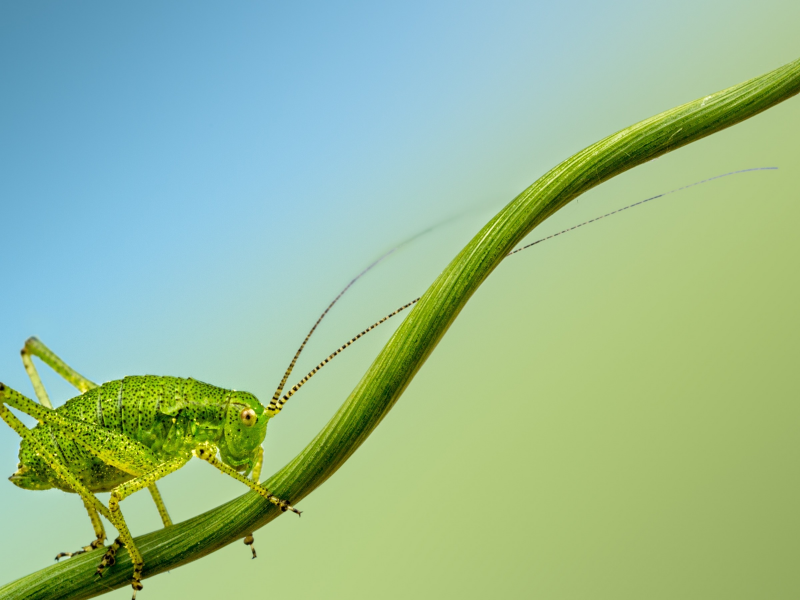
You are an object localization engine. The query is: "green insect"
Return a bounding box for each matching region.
[0,168,772,598]
[0,285,414,598]
[0,346,296,598]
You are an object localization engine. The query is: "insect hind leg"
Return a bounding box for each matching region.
[0,381,55,432]
[0,383,113,547]
[243,446,264,559]
[21,337,97,404]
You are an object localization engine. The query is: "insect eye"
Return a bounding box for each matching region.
[239,408,257,427]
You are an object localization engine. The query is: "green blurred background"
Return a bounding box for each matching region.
[1,2,798,598]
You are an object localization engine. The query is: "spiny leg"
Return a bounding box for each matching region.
[20,337,172,560]
[21,336,97,395]
[25,337,167,548]
[23,401,178,595]
[101,457,189,599]
[1,383,169,582]
[20,344,53,409]
[194,444,301,515]
[32,402,176,583]
[56,497,107,560]
[243,447,264,558]
[148,483,172,528]
[3,382,181,597]
[17,341,109,556]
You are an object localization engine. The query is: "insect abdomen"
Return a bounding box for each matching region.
[59,375,232,452]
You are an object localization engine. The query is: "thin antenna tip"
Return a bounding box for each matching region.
[506,167,780,257]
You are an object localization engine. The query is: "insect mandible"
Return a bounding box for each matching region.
[0,168,773,599]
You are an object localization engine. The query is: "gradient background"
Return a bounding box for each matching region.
[1,2,798,598]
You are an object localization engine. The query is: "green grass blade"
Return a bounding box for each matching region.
[2,56,798,600]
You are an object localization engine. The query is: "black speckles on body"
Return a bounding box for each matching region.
[99,380,122,432]
[4,368,278,598]
[28,376,237,494]
[121,378,139,438]
[116,379,124,432]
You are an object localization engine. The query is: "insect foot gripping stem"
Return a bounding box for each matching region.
[56,497,108,560]
[192,445,302,516]
[95,538,144,599]
[55,536,106,561]
[95,538,123,578]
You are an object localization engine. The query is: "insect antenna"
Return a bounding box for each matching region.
[267,167,776,416]
[267,299,419,415]
[507,167,777,256]
[269,252,394,407]
[269,213,469,406]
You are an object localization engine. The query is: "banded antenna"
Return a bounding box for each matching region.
[268,251,395,409]
[267,299,418,415]
[507,167,776,256]
[267,167,776,416]
[269,214,465,408]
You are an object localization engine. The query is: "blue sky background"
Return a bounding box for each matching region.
[1,2,798,598]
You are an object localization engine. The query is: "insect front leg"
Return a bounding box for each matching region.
[99,457,189,599]
[194,442,300,562]
[242,446,264,558]
[193,444,301,514]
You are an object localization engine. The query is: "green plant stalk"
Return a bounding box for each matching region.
[3,57,799,600]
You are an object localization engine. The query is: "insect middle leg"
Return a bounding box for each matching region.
[55,497,107,560]
[99,457,189,599]
[242,446,264,558]
[148,483,172,527]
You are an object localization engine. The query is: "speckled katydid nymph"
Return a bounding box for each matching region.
[0,286,416,598]
[0,167,769,599]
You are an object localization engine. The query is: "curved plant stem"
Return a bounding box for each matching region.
[2,57,799,600]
